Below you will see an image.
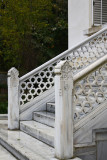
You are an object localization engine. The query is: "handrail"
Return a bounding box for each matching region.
[20,27,107,82]
[73,54,107,82]
[73,54,107,121]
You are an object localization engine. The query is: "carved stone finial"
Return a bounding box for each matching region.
[55,60,72,75]
[61,61,72,73]
[8,67,19,78]
[8,67,19,87]
[55,61,73,82]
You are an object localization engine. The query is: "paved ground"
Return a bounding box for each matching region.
[0,120,81,160]
[0,145,18,160]
[0,120,55,160]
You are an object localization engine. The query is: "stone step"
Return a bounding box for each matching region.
[46,102,55,113]
[20,121,54,147]
[46,101,89,118]
[74,143,96,160]
[0,145,18,160]
[20,121,96,160]
[0,114,8,120]
[0,120,54,160]
[1,120,98,160]
[33,111,55,127]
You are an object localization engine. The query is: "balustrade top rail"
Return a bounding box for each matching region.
[20,27,107,82]
[73,54,107,82]
[19,27,107,106]
[73,56,107,120]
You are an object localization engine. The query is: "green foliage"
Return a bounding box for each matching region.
[0,94,8,114]
[0,83,7,89]
[0,101,8,114]
[0,0,68,75]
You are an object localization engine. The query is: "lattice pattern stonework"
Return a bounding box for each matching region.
[74,63,107,121]
[19,31,107,106]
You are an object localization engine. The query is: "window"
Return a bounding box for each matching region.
[93,0,107,25]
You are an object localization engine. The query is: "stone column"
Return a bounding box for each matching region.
[8,67,19,130]
[54,61,73,159]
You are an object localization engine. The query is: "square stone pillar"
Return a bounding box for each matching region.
[54,61,74,159]
[8,67,19,130]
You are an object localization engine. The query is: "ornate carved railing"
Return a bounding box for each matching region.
[73,55,107,122]
[19,27,107,107]
[54,56,107,159]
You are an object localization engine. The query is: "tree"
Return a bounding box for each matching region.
[0,0,68,75]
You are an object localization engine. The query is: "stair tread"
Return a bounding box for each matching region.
[46,102,55,106]
[0,145,17,160]
[34,111,55,119]
[0,114,8,120]
[20,121,54,137]
[0,120,54,160]
[20,121,54,147]
[46,102,55,113]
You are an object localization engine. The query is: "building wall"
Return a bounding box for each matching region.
[68,0,93,48]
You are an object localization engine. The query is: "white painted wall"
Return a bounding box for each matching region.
[68,0,93,48]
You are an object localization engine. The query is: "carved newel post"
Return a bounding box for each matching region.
[54,61,73,160]
[8,67,19,130]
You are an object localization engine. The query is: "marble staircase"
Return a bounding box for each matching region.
[20,99,107,148]
[18,99,107,160]
[33,102,55,127]
[0,120,55,160]
[20,103,55,147]
[7,27,107,160]
[0,120,97,160]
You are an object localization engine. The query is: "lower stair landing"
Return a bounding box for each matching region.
[0,120,54,160]
[0,145,18,160]
[20,120,97,160]
[0,120,97,160]
[0,120,83,160]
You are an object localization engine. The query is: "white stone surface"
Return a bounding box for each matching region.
[0,120,54,160]
[0,114,8,120]
[20,120,54,147]
[33,111,55,127]
[20,87,55,121]
[0,145,18,160]
[8,68,19,130]
[68,0,93,48]
[51,158,82,160]
[55,61,73,159]
[74,101,107,144]
[71,158,82,160]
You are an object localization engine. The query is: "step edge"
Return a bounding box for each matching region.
[20,121,54,139]
[0,136,29,160]
[33,111,55,119]
[20,121,54,147]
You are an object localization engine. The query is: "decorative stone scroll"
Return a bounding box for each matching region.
[54,61,73,159]
[8,67,19,130]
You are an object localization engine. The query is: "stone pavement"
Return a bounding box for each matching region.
[0,120,55,160]
[0,120,82,160]
[0,145,18,160]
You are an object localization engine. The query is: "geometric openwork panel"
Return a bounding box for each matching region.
[20,65,55,106]
[74,63,107,121]
[19,30,107,106]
